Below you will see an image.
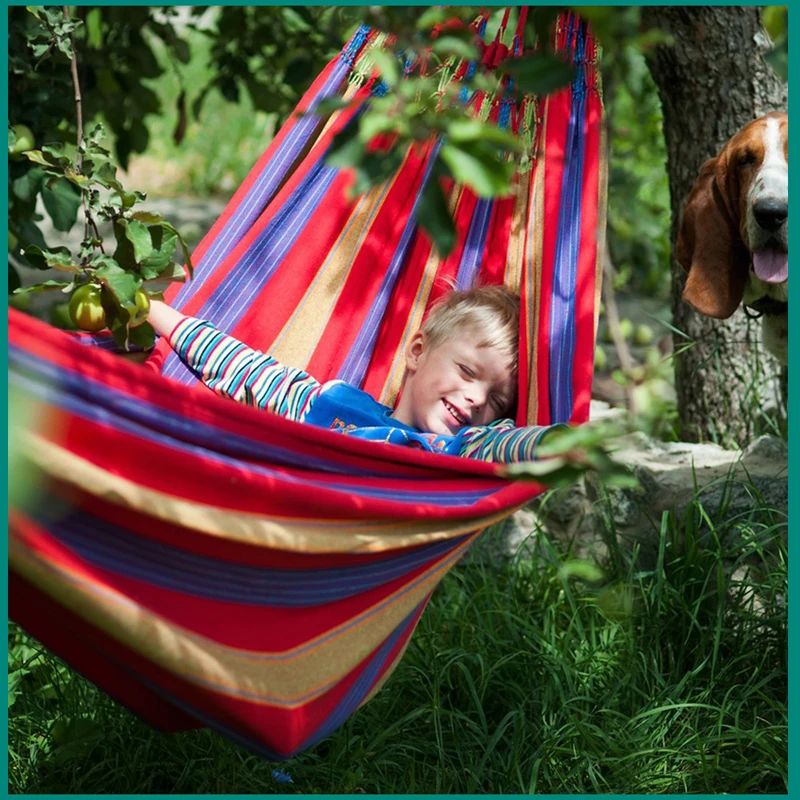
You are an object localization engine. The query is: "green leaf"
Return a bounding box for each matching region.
[281,7,313,33]
[158,223,193,279]
[94,258,141,308]
[131,210,163,224]
[447,120,521,151]
[112,221,137,272]
[11,166,45,202]
[13,280,72,295]
[370,50,400,88]
[22,245,78,272]
[358,111,402,143]
[416,8,449,30]
[416,178,456,258]
[325,128,366,171]
[432,36,478,61]
[439,143,513,198]
[503,456,587,487]
[41,178,81,232]
[41,142,71,166]
[503,53,575,96]
[558,559,605,583]
[92,161,120,190]
[311,97,354,116]
[24,150,62,170]
[140,223,179,275]
[126,321,156,350]
[118,218,153,263]
[16,217,47,251]
[143,261,188,286]
[85,7,103,48]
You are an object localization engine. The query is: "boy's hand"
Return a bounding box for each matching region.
[147,300,185,339]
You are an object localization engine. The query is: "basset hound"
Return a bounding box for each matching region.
[677,111,788,364]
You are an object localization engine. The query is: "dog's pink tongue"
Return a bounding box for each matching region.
[753,250,788,283]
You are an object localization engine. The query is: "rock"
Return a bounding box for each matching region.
[464,422,787,572]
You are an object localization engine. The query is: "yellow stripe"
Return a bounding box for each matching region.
[526,134,546,425]
[9,527,481,708]
[594,110,609,327]
[269,175,393,370]
[26,436,521,553]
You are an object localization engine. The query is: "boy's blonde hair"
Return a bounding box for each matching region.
[421,285,520,376]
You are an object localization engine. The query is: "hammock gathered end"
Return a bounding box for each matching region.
[9,9,605,760]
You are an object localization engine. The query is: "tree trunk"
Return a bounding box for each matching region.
[641,6,787,447]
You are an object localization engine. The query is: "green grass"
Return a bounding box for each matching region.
[8,485,787,793]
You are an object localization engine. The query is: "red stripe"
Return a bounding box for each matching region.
[10,568,200,733]
[12,516,456,651]
[10,537,430,758]
[306,142,437,381]
[570,89,602,425]
[536,88,570,426]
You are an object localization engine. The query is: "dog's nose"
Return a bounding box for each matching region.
[753,198,788,231]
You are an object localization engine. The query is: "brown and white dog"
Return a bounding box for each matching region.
[677,111,788,363]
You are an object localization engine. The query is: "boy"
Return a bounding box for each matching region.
[147,286,562,463]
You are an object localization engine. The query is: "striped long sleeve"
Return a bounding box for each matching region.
[459,420,563,463]
[168,317,321,421]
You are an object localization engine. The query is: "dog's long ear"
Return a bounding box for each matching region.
[676,154,750,319]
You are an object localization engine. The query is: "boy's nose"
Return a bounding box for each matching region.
[464,386,488,408]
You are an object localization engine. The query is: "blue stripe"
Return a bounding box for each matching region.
[39,509,469,607]
[549,20,587,423]
[454,197,494,291]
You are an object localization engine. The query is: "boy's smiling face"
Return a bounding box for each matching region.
[391,326,516,436]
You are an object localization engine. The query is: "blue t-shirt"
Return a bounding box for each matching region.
[306,381,470,454]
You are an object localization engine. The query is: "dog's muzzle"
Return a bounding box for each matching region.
[743,296,788,319]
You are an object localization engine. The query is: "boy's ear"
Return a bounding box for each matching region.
[405,331,426,372]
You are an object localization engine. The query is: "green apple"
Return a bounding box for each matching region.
[128,288,150,327]
[618,318,634,340]
[594,345,608,371]
[69,284,107,332]
[633,323,655,346]
[8,124,35,160]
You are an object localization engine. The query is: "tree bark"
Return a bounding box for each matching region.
[641,6,787,447]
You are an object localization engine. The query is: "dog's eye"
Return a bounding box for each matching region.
[738,151,757,167]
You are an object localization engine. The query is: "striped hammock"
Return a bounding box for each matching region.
[8,10,605,760]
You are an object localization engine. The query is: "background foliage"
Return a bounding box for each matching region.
[9,5,672,300]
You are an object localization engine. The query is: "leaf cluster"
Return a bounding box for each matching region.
[318,8,576,256]
[503,421,638,491]
[9,8,193,350]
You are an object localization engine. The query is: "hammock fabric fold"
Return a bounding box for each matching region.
[9,10,605,760]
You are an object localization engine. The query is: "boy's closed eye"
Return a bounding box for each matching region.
[489,394,507,413]
[458,363,475,379]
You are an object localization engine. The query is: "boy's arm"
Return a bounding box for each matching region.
[458,420,567,463]
[147,299,185,339]
[150,301,321,420]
